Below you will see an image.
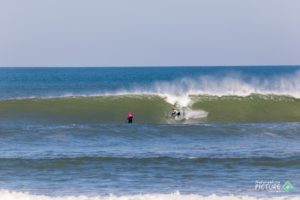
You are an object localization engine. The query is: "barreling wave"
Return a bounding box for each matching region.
[0,190,299,200]
[1,94,300,123]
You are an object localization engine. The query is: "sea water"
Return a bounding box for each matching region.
[0,67,299,200]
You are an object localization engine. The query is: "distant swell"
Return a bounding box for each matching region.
[1,156,300,168]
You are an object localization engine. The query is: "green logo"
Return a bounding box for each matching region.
[282,181,293,192]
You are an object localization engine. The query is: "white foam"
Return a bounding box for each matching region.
[105,70,300,108]
[0,190,298,200]
[262,132,278,137]
[184,108,208,120]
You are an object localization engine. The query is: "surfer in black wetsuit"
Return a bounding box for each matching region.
[171,108,180,118]
[127,112,134,123]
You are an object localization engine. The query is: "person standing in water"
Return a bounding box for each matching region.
[127,112,134,123]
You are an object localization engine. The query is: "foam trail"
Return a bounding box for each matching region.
[0,190,298,200]
[184,108,208,120]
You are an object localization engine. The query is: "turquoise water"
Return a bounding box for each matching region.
[0,67,300,199]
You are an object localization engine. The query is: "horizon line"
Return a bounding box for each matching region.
[0,64,300,68]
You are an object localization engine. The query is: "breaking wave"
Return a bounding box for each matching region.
[2,71,300,123]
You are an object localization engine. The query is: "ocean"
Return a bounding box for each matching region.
[0,66,299,200]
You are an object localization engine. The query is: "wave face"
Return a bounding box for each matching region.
[191,94,300,122]
[1,94,300,123]
[0,95,171,123]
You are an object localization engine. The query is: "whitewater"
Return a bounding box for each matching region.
[1,190,299,200]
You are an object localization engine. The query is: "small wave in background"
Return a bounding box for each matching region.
[1,190,299,200]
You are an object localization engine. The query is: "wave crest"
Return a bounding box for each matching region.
[128,70,300,106]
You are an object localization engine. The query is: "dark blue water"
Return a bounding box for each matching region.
[0,67,299,199]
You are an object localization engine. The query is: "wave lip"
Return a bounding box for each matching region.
[125,70,300,106]
[3,69,300,101]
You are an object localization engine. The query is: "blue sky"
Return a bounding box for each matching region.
[0,0,299,67]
